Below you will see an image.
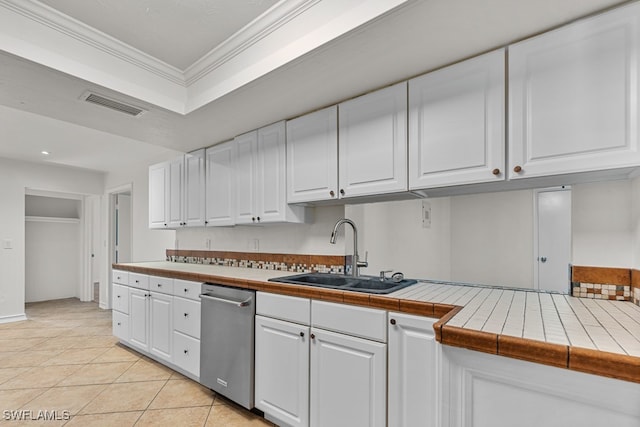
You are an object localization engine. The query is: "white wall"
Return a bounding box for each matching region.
[0,157,103,320]
[572,180,632,268]
[176,205,346,255]
[450,190,534,288]
[346,199,452,280]
[632,176,640,269]
[25,220,80,302]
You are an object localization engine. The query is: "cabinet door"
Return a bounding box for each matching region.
[112,284,129,314]
[338,82,408,198]
[256,121,288,222]
[172,331,200,378]
[310,328,386,427]
[409,49,505,189]
[205,141,235,226]
[128,288,149,351]
[149,292,173,362]
[234,130,257,224]
[167,156,184,228]
[173,297,201,339]
[255,316,310,427]
[286,106,339,203]
[509,3,640,179]
[388,312,438,427]
[183,149,206,227]
[112,310,129,341]
[148,162,169,228]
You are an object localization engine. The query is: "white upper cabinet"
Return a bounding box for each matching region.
[234,122,306,224]
[149,161,169,229]
[286,106,339,204]
[205,141,235,226]
[338,82,408,198]
[183,149,206,227]
[149,150,206,229]
[167,156,184,228]
[409,49,505,189]
[509,2,640,179]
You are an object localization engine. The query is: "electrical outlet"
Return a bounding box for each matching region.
[204,238,211,249]
[3,239,12,249]
[422,201,431,229]
[253,239,260,252]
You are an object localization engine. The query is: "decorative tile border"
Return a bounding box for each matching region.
[632,270,640,306]
[571,266,631,301]
[166,249,345,274]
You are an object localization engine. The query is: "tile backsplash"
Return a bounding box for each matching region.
[166,249,345,274]
[571,266,632,302]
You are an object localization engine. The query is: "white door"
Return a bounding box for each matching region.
[310,328,386,427]
[409,49,505,189]
[255,316,310,427]
[388,312,439,427]
[256,121,287,223]
[167,156,184,228]
[234,131,257,224]
[509,2,640,179]
[338,82,408,198]
[205,141,235,226]
[148,162,168,228]
[149,291,173,362]
[286,106,339,203]
[183,149,206,227]
[114,193,131,264]
[536,189,572,292]
[129,288,149,351]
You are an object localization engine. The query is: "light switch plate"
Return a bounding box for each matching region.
[3,239,12,249]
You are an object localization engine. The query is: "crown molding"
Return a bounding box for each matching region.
[184,0,322,86]
[0,0,185,86]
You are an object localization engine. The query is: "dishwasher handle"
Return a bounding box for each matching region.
[200,292,252,307]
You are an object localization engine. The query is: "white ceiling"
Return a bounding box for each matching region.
[0,0,631,173]
[37,0,279,70]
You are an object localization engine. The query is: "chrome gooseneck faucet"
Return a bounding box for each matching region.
[330,218,367,277]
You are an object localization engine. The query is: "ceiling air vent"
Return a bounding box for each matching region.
[81,91,146,117]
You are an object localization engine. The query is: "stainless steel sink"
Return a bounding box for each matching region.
[269,272,417,294]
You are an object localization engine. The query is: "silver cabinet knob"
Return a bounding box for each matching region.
[540,257,547,263]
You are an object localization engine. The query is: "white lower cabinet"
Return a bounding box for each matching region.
[128,287,150,351]
[149,292,173,362]
[310,327,386,427]
[255,315,310,427]
[388,312,439,427]
[172,331,200,377]
[442,346,640,427]
[112,310,129,341]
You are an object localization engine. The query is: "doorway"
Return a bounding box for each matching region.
[534,187,572,292]
[103,184,133,309]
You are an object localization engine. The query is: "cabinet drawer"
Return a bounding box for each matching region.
[257,292,310,325]
[129,273,149,290]
[173,331,200,378]
[312,300,387,343]
[112,284,129,314]
[174,279,201,301]
[112,310,129,341]
[173,297,201,339]
[113,270,128,285]
[150,276,174,295]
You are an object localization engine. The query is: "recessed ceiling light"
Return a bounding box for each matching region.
[41,151,50,155]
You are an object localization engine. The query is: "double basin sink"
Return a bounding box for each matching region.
[269,272,417,294]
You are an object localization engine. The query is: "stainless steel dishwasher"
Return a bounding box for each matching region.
[200,283,255,409]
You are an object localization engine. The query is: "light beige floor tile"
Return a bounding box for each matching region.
[0,365,82,389]
[0,350,63,368]
[65,326,113,337]
[79,380,165,414]
[71,335,119,349]
[0,338,47,352]
[136,406,210,427]
[0,328,71,339]
[41,347,108,366]
[206,403,274,426]
[0,388,47,410]
[20,384,105,415]
[35,336,89,351]
[64,411,142,427]
[0,367,30,386]
[57,362,134,386]
[90,345,141,363]
[149,379,214,409]
[115,359,173,382]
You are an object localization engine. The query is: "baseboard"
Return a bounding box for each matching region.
[99,301,108,310]
[0,313,27,324]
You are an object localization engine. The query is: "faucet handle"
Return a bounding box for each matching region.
[357,251,368,268]
[379,269,393,281]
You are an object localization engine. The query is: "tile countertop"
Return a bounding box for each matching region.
[113,261,640,384]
